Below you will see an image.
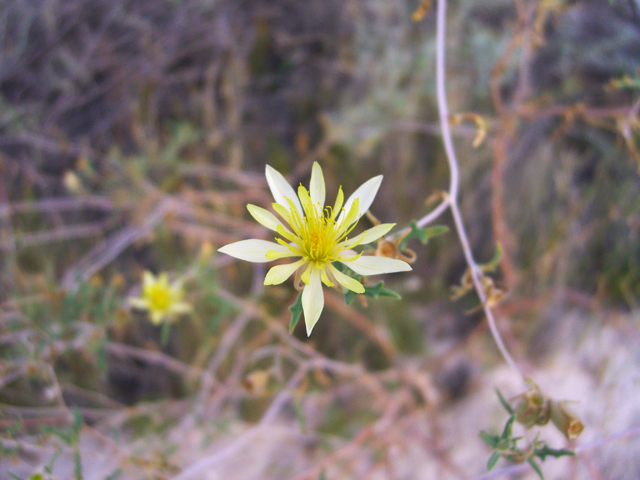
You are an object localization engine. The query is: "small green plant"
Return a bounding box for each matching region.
[480,389,579,479]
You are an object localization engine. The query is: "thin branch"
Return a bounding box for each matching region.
[434,0,522,378]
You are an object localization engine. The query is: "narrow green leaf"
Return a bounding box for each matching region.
[8,473,23,480]
[500,416,515,440]
[534,445,576,460]
[527,458,545,480]
[479,431,500,448]
[105,470,122,480]
[344,290,356,305]
[487,452,501,471]
[289,291,304,333]
[364,281,401,300]
[398,222,449,250]
[495,388,514,414]
[480,243,503,272]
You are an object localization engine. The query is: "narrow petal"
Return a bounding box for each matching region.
[265,249,303,260]
[128,297,150,310]
[338,175,383,223]
[218,239,290,263]
[309,162,326,210]
[302,268,324,336]
[265,165,303,217]
[297,185,314,217]
[344,255,412,276]
[328,264,364,293]
[343,223,395,248]
[271,203,293,226]
[264,259,306,285]
[149,311,165,325]
[247,204,290,233]
[337,198,360,237]
[158,273,170,286]
[332,186,344,219]
[170,302,193,315]
[143,271,155,288]
[300,262,312,284]
[320,266,334,287]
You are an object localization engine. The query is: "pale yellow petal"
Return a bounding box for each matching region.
[265,165,303,216]
[345,255,412,276]
[337,198,360,236]
[271,203,292,225]
[264,259,306,285]
[265,249,302,260]
[247,204,290,233]
[320,266,334,287]
[143,271,155,288]
[343,223,395,248]
[149,311,165,325]
[309,162,326,210]
[332,186,344,219]
[328,264,364,293]
[128,297,150,310]
[170,302,193,315]
[302,268,324,336]
[218,239,289,263]
[297,185,314,218]
[157,272,170,287]
[338,175,383,223]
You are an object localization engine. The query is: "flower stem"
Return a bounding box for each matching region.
[434,0,523,379]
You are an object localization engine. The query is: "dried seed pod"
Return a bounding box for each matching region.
[242,370,271,394]
[549,400,584,440]
[513,388,550,428]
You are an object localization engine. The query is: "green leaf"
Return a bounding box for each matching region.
[534,445,576,461]
[337,264,401,305]
[399,222,449,250]
[479,431,500,448]
[500,416,515,440]
[8,474,23,480]
[527,458,545,480]
[363,281,401,300]
[105,470,122,480]
[319,471,327,480]
[344,290,356,306]
[289,291,304,333]
[487,452,501,471]
[496,388,514,414]
[480,244,503,273]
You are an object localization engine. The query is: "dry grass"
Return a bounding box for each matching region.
[2,1,640,479]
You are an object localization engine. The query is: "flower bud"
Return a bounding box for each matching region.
[549,400,584,440]
[513,388,550,428]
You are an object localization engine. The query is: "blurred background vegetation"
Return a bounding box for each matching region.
[1,0,640,479]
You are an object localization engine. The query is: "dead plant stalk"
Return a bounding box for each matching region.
[432,0,523,380]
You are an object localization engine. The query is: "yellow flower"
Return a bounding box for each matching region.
[218,162,411,335]
[128,271,192,325]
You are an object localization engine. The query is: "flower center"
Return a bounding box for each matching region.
[303,212,336,262]
[146,285,173,312]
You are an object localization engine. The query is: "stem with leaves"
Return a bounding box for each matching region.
[412,0,524,379]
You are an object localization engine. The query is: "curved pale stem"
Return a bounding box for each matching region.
[425,0,523,378]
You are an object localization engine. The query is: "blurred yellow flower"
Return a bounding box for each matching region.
[218,162,411,336]
[128,271,192,324]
